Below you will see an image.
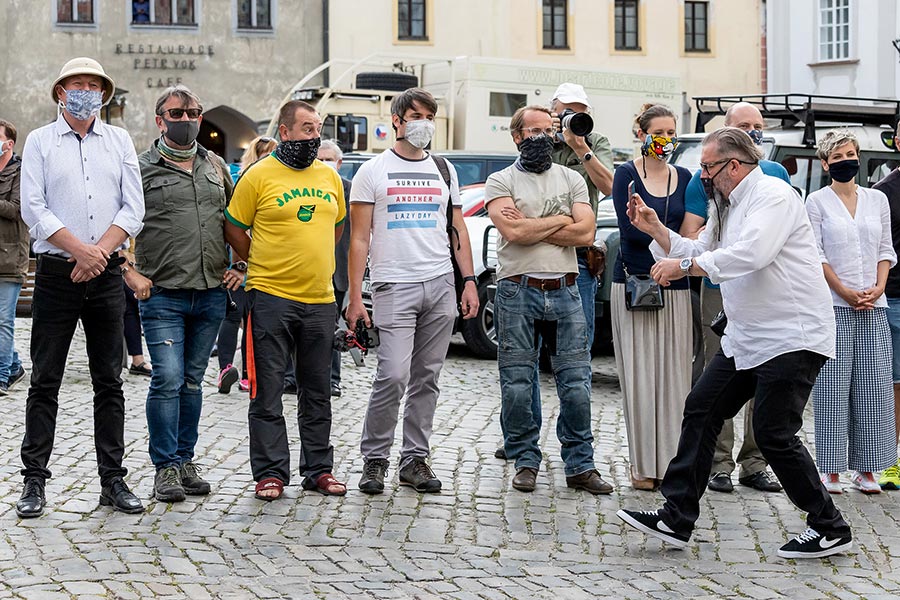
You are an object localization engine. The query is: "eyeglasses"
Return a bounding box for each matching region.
[258,136,274,143]
[698,158,733,173]
[161,108,202,119]
[518,127,556,137]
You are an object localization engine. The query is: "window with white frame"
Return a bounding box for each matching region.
[818,0,850,61]
[131,0,196,26]
[56,0,95,24]
[238,0,272,30]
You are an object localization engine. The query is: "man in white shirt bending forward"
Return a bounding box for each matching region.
[616,127,851,560]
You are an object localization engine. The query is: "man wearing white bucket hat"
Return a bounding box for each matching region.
[17,57,145,518]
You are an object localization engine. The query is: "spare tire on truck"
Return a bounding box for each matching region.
[355,72,419,92]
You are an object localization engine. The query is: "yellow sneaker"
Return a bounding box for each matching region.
[879,462,900,490]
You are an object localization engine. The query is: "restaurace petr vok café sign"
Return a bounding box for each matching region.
[115,43,214,89]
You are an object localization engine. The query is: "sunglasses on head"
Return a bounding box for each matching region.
[162,108,202,119]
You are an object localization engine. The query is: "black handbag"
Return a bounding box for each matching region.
[431,155,465,314]
[624,272,664,310]
[710,310,728,336]
[621,167,671,312]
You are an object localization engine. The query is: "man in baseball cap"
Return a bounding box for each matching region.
[16,57,145,518]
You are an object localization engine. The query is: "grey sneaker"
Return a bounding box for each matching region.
[154,466,186,503]
[180,462,211,495]
[359,458,389,494]
[399,458,441,493]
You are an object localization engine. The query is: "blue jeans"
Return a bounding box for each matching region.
[0,281,22,382]
[525,261,596,432]
[140,287,227,468]
[496,276,595,476]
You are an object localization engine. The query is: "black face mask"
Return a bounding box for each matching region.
[701,160,730,201]
[275,137,321,170]
[828,159,859,183]
[163,119,200,147]
[516,134,554,173]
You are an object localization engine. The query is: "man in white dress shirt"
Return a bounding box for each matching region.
[16,58,145,518]
[616,127,852,559]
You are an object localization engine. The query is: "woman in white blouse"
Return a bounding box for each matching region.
[807,129,898,495]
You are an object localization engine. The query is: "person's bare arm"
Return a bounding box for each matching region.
[224,222,251,261]
[542,202,596,247]
[679,212,706,240]
[345,203,374,328]
[487,196,571,245]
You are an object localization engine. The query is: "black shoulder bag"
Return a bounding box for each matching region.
[622,167,671,311]
[431,155,465,314]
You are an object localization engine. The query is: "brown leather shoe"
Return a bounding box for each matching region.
[566,469,614,495]
[512,467,538,492]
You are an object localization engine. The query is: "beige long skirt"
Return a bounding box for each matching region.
[611,283,693,480]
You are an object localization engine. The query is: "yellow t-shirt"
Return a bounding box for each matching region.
[225,154,346,304]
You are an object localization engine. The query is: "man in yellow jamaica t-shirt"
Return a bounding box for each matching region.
[225,100,346,500]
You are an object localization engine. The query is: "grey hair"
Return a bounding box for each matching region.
[319,139,343,160]
[702,127,764,163]
[155,84,202,115]
[816,128,858,160]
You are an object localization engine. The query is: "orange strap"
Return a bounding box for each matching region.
[246,311,257,399]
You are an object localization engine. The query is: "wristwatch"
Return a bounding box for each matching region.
[462,275,477,284]
[233,260,248,273]
[679,258,693,275]
[582,151,593,163]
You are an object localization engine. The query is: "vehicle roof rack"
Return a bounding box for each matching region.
[693,94,900,146]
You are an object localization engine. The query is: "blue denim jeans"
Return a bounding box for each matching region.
[0,281,22,382]
[525,261,596,432]
[496,276,595,476]
[140,287,227,468]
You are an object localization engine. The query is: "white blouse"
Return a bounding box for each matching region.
[806,185,897,308]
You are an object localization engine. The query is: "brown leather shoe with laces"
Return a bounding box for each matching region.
[566,469,614,495]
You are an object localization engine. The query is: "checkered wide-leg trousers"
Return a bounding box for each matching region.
[813,306,897,473]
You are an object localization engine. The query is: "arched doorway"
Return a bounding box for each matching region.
[198,106,260,163]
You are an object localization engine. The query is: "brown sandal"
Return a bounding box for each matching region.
[254,477,284,501]
[303,473,346,496]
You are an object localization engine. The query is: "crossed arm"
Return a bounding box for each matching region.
[486,197,595,247]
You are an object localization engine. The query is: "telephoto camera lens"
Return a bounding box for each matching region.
[560,109,593,137]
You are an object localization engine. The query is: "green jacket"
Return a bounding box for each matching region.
[136,142,232,289]
[0,156,28,282]
[551,132,614,214]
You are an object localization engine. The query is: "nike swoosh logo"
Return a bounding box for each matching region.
[819,537,843,549]
[657,520,676,534]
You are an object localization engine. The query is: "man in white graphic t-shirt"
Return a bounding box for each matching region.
[346,88,479,495]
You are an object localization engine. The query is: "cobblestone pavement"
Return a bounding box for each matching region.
[0,320,898,599]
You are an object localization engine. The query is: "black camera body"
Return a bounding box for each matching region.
[558,108,594,137]
[334,320,380,352]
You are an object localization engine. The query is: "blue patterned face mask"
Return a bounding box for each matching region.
[746,129,763,145]
[61,89,103,121]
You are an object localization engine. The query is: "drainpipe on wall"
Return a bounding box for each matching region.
[322,0,330,87]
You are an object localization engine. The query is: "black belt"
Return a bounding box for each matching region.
[36,253,125,277]
[507,273,577,291]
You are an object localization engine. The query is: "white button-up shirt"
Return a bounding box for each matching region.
[650,167,835,369]
[806,186,897,308]
[20,114,144,256]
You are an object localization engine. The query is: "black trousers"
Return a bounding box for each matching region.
[123,279,143,357]
[659,349,851,539]
[247,290,336,484]
[217,286,248,376]
[21,257,128,485]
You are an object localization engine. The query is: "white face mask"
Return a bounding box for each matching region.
[403,119,436,149]
[321,160,339,171]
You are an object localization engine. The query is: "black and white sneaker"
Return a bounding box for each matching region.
[616,509,690,548]
[777,528,852,559]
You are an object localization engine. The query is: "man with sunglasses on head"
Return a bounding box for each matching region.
[679,102,789,496]
[617,127,851,560]
[346,88,479,495]
[128,85,239,503]
[225,100,347,500]
[17,58,145,517]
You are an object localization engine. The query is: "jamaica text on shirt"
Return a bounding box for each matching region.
[273,187,334,207]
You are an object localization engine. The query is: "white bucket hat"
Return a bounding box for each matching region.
[51,57,116,106]
[552,83,592,112]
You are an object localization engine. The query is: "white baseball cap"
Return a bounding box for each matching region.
[552,83,592,111]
